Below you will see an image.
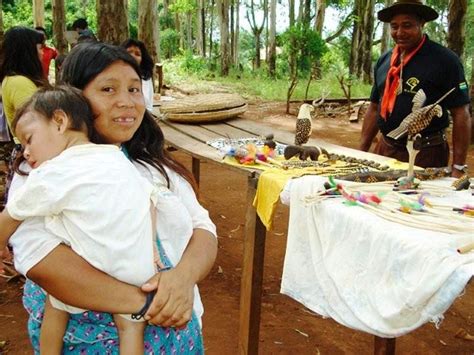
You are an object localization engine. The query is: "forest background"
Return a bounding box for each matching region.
[0,0,473,138]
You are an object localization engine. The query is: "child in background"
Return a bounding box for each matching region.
[35,27,58,81]
[121,39,156,112]
[0,86,162,354]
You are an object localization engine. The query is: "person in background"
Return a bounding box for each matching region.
[121,38,156,112]
[72,18,96,41]
[359,0,471,177]
[8,42,217,353]
[35,26,58,80]
[0,26,48,201]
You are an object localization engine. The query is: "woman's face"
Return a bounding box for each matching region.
[126,45,142,66]
[82,60,145,145]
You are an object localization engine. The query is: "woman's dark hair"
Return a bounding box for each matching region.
[120,38,154,80]
[60,42,197,192]
[0,26,47,87]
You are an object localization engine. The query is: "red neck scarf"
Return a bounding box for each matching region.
[380,35,426,120]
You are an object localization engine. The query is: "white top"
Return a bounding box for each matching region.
[8,149,217,321]
[7,144,157,289]
[142,78,154,112]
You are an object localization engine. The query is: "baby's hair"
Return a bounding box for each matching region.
[12,85,94,138]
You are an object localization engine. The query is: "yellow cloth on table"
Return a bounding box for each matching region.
[251,159,414,231]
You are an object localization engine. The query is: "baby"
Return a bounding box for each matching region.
[0,86,161,354]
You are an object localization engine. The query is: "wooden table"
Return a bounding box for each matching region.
[155,114,396,354]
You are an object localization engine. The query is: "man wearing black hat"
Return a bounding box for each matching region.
[360,0,471,177]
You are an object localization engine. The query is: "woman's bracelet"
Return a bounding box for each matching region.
[131,290,157,320]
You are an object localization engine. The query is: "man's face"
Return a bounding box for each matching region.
[390,13,425,53]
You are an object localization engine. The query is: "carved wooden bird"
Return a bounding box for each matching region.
[295,103,314,145]
[386,87,454,140]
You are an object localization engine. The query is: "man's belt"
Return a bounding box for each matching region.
[383,130,447,149]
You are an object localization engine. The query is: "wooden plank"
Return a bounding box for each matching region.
[201,121,259,139]
[161,120,224,143]
[160,122,258,177]
[374,336,396,355]
[239,175,266,355]
[159,123,222,162]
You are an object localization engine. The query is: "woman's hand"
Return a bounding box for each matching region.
[142,267,195,328]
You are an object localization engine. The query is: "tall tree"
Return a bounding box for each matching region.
[138,0,160,68]
[380,0,393,54]
[349,0,375,83]
[217,0,231,75]
[33,0,45,28]
[97,0,129,44]
[268,0,276,77]
[0,0,4,43]
[233,0,240,65]
[447,0,467,58]
[52,0,67,55]
[246,0,267,69]
[196,0,206,56]
[314,0,326,34]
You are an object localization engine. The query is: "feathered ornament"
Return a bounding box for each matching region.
[295,103,314,145]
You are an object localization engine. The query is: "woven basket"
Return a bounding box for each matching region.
[160,93,247,123]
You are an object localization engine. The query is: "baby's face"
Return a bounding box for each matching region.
[16,111,66,169]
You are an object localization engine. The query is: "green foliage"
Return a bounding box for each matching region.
[169,0,196,13]
[3,0,33,29]
[161,29,181,59]
[281,22,328,74]
[179,50,208,73]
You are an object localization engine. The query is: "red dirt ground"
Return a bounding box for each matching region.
[1,101,473,354]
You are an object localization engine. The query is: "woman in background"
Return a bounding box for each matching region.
[121,38,155,112]
[0,26,47,200]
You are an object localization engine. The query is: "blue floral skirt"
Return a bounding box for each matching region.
[23,239,204,354]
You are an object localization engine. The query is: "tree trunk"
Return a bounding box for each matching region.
[186,11,193,50]
[289,0,296,78]
[52,0,67,55]
[218,0,231,76]
[97,0,129,44]
[209,0,215,58]
[349,0,361,76]
[33,0,45,28]
[315,0,325,34]
[138,0,160,69]
[233,0,240,64]
[447,0,467,58]
[246,0,266,69]
[0,0,4,43]
[268,0,276,77]
[361,0,374,83]
[471,55,474,143]
[350,0,374,83]
[380,0,393,54]
[197,0,205,56]
[230,0,235,61]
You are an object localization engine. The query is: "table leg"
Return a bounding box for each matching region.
[192,157,200,186]
[239,175,266,355]
[374,336,396,355]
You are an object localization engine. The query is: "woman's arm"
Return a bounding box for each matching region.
[27,244,147,314]
[143,228,218,327]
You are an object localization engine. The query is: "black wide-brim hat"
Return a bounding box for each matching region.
[378,0,439,22]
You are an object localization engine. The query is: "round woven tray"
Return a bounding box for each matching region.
[160,93,247,123]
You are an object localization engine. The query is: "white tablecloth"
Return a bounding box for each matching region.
[280,176,474,337]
